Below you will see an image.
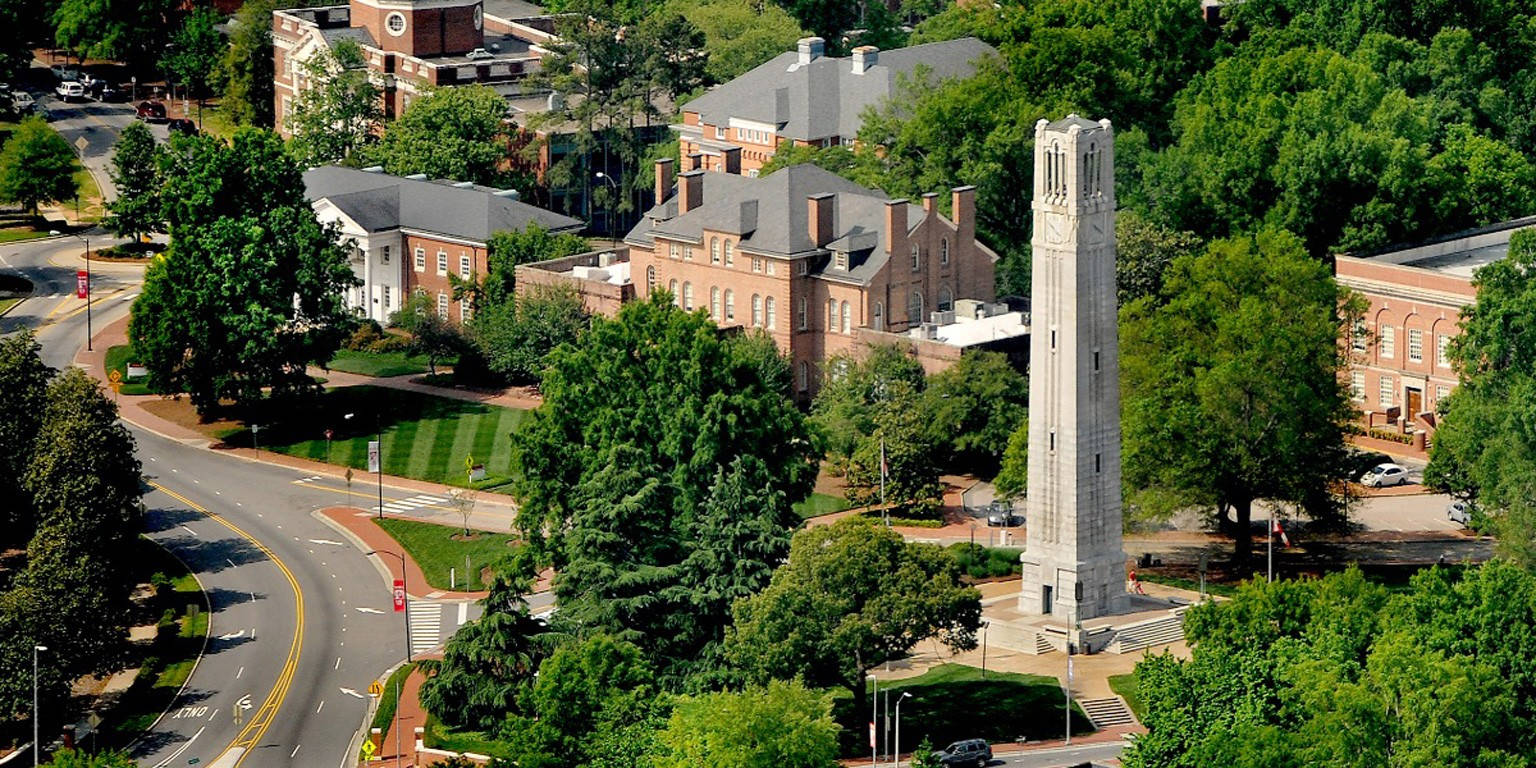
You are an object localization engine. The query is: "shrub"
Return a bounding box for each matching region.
[947,542,1022,580]
[346,321,385,351]
[1367,427,1413,444]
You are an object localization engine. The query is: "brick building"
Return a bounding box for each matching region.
[303,165,583,324]
[617,157,999,396]
[1334,217,1536,443]
[273,0,557,135]
[676,36,996,176]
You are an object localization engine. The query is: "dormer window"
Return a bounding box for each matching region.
[834,251,848,270]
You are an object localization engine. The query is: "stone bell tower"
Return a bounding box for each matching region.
[1018,115,1129,622]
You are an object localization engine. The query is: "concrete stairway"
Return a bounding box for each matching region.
[1106,610,1186,654]
[1079,696,1138,728]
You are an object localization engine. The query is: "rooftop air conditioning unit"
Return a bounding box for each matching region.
[930,310,955,326]
[598,252,618,267]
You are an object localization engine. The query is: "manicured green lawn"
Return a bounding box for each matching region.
[837,664,1092,756]
[327,348,439,378]
[0,228,49,243]
[375,517,517,591]
[793,492,851,520]
[365,661,418,760]
[105,538,210,741]
[1108,673,1144,722]
[246,386,527,490]
[104,344,156,395]
[0,297,19,314]
[425,713,517,761]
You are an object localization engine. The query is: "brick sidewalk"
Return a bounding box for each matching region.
[318,506,489,601]
[372,659,434,766]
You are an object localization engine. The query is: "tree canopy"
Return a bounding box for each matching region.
[0,117,80,217]
[285,40,381,168]
[654,680,841,768]
[219,0,277,127]
[106,121,163,241]
[365,86,514,187]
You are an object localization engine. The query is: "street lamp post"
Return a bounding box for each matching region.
[34,644,47,767]
[893,691,912,768]
[366,549,413,662]
[49,230,91,351]
[981,620,990,679]
[868,673,878,768]
[593,172,620,249]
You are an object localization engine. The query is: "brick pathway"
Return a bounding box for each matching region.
[372,658,434,766]
[318,506,489,601]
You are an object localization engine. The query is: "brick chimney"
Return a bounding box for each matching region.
[851,46,879,75]
[884,199,908,257]
[797,37,824,66]
[679,170,705,214]
[654,157,675,204]
[686,152,704,172]
[921,191,937,215]
[721,146,741,175]
[808,193,834,248]
[951,186,975,250]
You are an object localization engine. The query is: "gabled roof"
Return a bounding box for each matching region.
[626,164,928,285]
[304,166,583,243]
[682,37,996,142]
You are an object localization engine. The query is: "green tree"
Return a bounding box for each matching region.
[727,516,981,697]
[809,345,926,466]
[508,633,656,761]
[52,0,175,73]
[42,748,138,767]
[286,40,381,168]
[469,284,590,385]
[105,121,163,241]
[0,117,80,218]
[653,680,840,768]
[467,223,591,308]
[637,12,709,103]
[771,0,857,52]
[1121,230,1363,559]
[391,291,463,376]
[131,128,358,415]
[161,7,223,124]
[922,350,1028,474]
[844,381,944,517]
[0,332,51,548]
[365,86,512,186]
[512,295,819,681]
[219,0,277,127]
[1115,210,1202,308]
[663,0,805,83]
[993,420,1028,501]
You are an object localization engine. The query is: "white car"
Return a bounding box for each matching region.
[1360,463,1409,488]
[1448,500,1471,525]
[55,81,84,102]
[11,91,35,113]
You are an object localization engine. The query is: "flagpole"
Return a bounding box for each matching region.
[1267,504,1274,583]
[879,437,888,527]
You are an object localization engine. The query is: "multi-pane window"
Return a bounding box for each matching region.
[669,243,680,259]
[646,266,656,292]
[1437,334,1451,367]
[381,285,391,312]
[724,289,735,321]
[1436,384,1451,405]
[711,287,721,320]
[669,280,679,305]
[910,245,920,272]
[437,251,448,275]
[460,297,472,321]
[1351,320,1366,352]
[765,296,776,329]
[381,245,390,264]
[1379,325,1395,358]
[767,261,777,276]
[827,299,838,332]
[437,292,448,319]
[840,301,850,333]
[752,257,763,273]
[751,294,762,326]
[908,291,923,323]
[684,246,694,261]
[834,252,848,270]
[1407,328,1423,362]
[683,282,694,310]
[460,253,471,278]
[797,296,807,329]
[414,247,426,271]
[938,285,953,312]
[724,241,734,267]
[940,238,949,265]
[1351,371,1365,401]
[797,361,808,391]
[710,237,720,264]
[873,302,883,330]
[1379,375,1394,407]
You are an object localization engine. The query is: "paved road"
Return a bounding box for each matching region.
[995,742,1127,767]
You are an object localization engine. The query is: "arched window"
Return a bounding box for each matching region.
[669,279,679,306]
[940,238,950,265]
[797,361,809,391]
[840,300,851,333]
[873,301,884,330]
[683,282,694,310]
[646,265,656,293]
[723,240,734,267]
[827,299,837,331]
[710,286,721,319]
[752,294,762,326]
[908,290,923,323]
[938,284,953,312]
[797,296,807,329]
[724,289,735,321]
[766,296,777,329]
[910,244,920,272]
[710,237,720,264]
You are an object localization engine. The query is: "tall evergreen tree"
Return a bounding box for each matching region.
[106,121,163,242]
[220,0,277,127]
[0,332,51,549]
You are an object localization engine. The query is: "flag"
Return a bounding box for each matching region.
[1272,518,1291,547]
[880,438,888,481]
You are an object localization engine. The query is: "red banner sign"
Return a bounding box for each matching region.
[392,579,406,612]
[75,270,88,299]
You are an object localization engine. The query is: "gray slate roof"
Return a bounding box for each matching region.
[626,164,925,285]
[483,0,548,20]
[682,37,996,142]
[304,166,584,243]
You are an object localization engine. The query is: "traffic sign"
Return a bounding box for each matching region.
[74,136,88,153]
[108,369,122,383]
[361,739,376,758]
[392,579,405,612]
[75,270,88,299]
[368,680,384,696]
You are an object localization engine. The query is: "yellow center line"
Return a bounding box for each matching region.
[150,481,304,768]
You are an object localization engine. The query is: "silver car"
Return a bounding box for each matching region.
[1448,500,1471,526]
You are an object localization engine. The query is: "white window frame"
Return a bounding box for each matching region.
[711,286,721,320]
[437,292,449,319]
[751,294,762,327]
[669,242,680,260]
[683,282,694,310]
[724,240,734,267]
[1437,334,1451,368]
[766,296,777,329]
[414,247,426,272]
[459,253,472,279]
[381,245,391,264]
[940,237,949,265]
[1351,371,1365,401]
[797,296,807,330]
[710,237,720,264]
[910,245,920,272]
[1379,375,1394,407]
[1407,328,1423,363]
[1379,324,1395,359]
[437,250,448,276]
[840,300,850,334]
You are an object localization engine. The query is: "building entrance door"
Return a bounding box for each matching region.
[1042,584,1053,615]
[1406,387,1423,417]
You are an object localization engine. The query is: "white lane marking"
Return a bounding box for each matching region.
[218,630,245,640]
[180,525,197,536]
[458,603,468,623]
[334,656,341,670]
[339,687,364,698]
[236,666,243,679]
[193,479,199,484]
[290,744,301,758]
[207,708,218,721]
[170,468,178,473]
[316,701,325,713]
[356,607,384,614]
[148,456,157,462]
[214,491,221,495]
[308,539,345,546]
[226,558,236,569]
[150,725,204,768]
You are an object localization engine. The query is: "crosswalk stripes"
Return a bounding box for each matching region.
[373,494,449,515]
[407,602,443,655]
[293,475,325,484]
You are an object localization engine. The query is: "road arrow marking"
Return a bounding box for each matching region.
[356,607,384,614]
[218,630,246,641]
[307,538,345,546]
[339,687,365,699]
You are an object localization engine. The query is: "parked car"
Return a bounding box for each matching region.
[54,81,85,102]
[10,91,36,114]
[936,739,992,768]
[1360,463,1410,488]
[987,510,1023,527]
[1448,500,1471,526]
[89,81,125,102]
[166,118,197,136]
[136,100,167,122]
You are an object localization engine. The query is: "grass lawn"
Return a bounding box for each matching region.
[1107,673,1144,722]
[794,492,851,520]
[104,344,156,395]
[241,386,527,491]
[327,348,439,378]
[425,713,517,761]
[375,517,517,591]
[71,164,104,224]
[364,661,418,760]
[0,297,19,314]
[1137,571,1237,598]
[0,227,50,243]
[836,664,1093,756]
[104,539,210,742]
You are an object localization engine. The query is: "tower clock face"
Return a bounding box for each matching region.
[473,4,483,29]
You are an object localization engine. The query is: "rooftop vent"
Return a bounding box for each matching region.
[361,165,384,173]
[404,173,428,180]
[452,181,475,188]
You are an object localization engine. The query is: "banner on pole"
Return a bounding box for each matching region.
[368,440,380,473]
[76,270,88,299]
[392,579,406,611]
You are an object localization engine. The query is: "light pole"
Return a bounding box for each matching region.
[33,644,47,767]
[1066,581,1082,745]
[868,673,877,768]
[980,620,990,679]
[593,171,620,249]
[893,691,911,767]
[49,230,91,351]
